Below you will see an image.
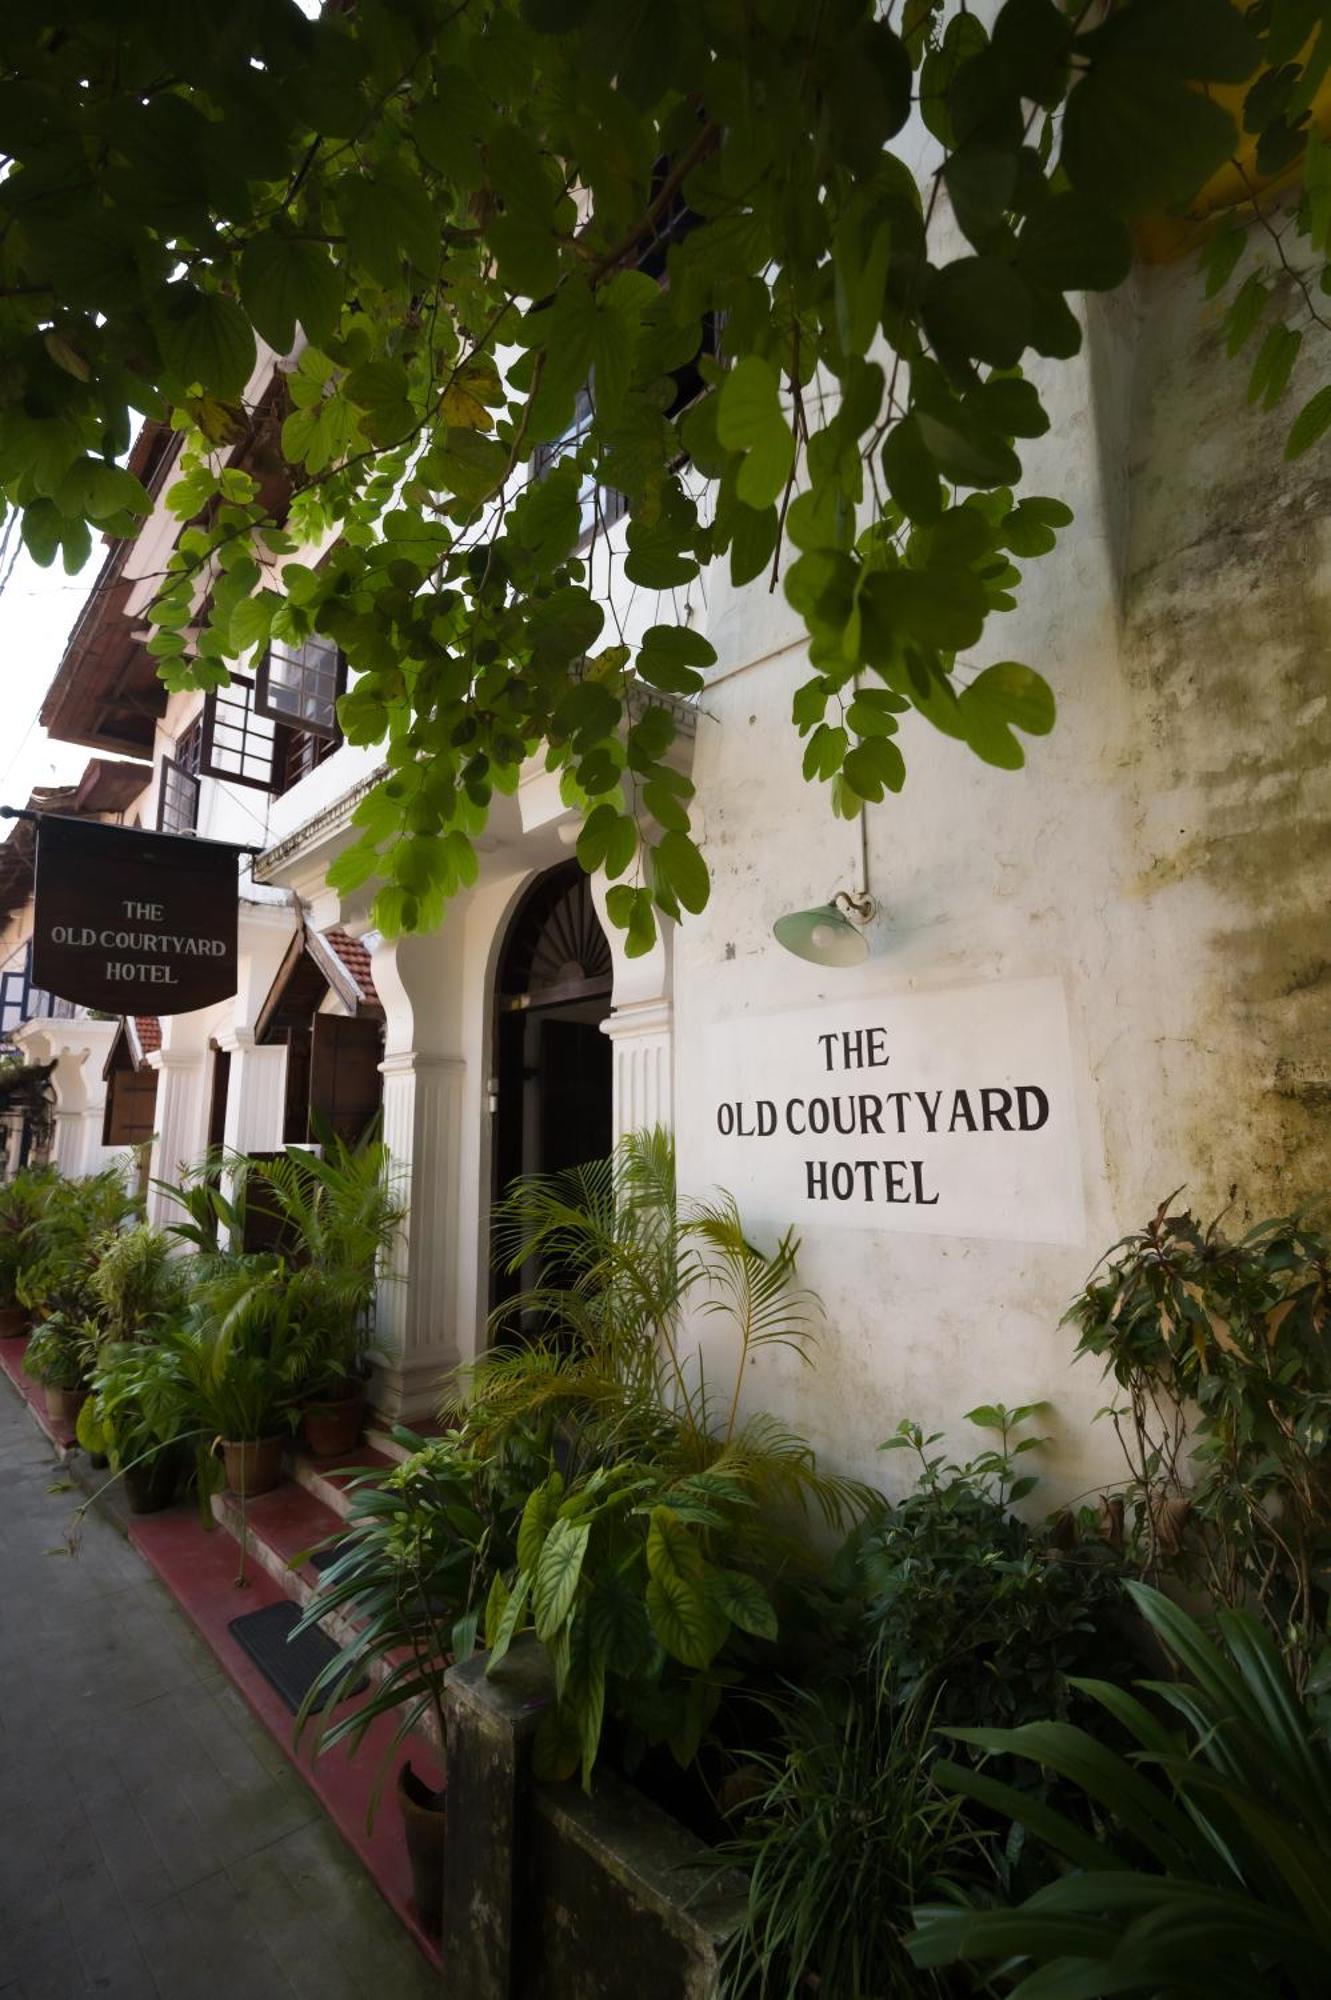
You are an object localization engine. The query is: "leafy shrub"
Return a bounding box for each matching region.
[15,1167,137,1323]
[299,1130,867,1795]
[295,1429,527,1776]
[474,1129,869,1784]
[24,1312,95,1391]
[1066,1199,1331,1675]
[840,1404,1131,1743]
[90,1223,188,1343]
[910,1583,1331,2000]
[0,1165,57,1306]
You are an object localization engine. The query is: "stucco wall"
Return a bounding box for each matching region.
[668,262,1331,1505]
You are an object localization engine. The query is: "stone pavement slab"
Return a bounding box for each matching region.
[0,1387,439,2000]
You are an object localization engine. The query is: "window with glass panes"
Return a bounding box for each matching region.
[157,715,203,834]
[256,636,345,738]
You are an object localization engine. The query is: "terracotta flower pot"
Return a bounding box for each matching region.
[397,1760,446,1936]
[44,1384,87,1434]
[301,1389,364,1460]
[0,1304,29,1338]
[124,1449,179,1515]
[221,1435,285,1497]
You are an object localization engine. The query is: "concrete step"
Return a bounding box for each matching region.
[210,1472,444,1754]
[289,1440,396,1519]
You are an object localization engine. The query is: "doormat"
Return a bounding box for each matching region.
[309,1539,352,1573]
[227,1600,366,1715]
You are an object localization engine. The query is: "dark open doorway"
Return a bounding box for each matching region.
[490,861,613,1320]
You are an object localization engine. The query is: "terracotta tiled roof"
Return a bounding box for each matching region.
[320,928,380,1010]
[133,1015,162,1054]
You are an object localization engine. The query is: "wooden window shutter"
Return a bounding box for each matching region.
[102,1061,159,1147]
[308,1015,384,1148]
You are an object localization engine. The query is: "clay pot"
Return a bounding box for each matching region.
[301,1389,364,1460]
[397,1760,446,1936]
[0,1304,29,1338]
[220,1435,285,1497]
[44,1384,87,1434]
[124,1449,178,1516]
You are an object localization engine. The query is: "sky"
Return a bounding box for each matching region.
[0,537,100,808]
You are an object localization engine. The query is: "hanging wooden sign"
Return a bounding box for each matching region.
[30,815,242,1015]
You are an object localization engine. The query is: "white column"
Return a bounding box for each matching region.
[375,1050,466,1420]
[220,1030,288,1154]
[145,1049,210,1227]
[367,913,471,1422]
[589,878,677,1139]
[51,1108,89,1177]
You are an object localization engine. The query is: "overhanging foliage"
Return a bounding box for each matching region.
[1,0,1326,947]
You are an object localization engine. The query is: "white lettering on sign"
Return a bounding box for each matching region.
[45,894,230,987]
[698,978,1085,1246]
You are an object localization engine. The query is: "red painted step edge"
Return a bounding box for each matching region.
[0,1331,76,1452]
[129,1503,445,1968]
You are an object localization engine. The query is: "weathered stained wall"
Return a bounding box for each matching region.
[668,247,1331,1505]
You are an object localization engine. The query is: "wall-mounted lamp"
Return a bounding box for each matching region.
[772,805,876,967]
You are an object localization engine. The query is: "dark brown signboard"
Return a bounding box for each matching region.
[31,815,241,1015]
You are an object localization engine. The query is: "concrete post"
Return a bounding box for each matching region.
[440,1639,554,2000]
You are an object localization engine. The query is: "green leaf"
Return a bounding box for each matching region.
[532,1517,591,1640]
[1247,323,1302,411]
[717,356,795,510]
[708,1569,778,1642]
[156,284,256,396]
[518,1475,564,1573]
[959,661,1056,768]
[653,830,709,915]
[1061,58,1238,216]
[645,1566,726,1668]
[916,409,1020,489]
[1286,384,1331,459]
[486,1572,531,1673]
[1017,194,1132,293]
[239,231,343,351]
[1225,272,1271,357]
[843,735,907,801]
[924,257,1033,370]
[637,623,714,696]
[1001,495,1074,557]
[863,566,987,653]
[883,414,944,523]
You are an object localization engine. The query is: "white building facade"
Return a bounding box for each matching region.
[10,225,1329,1503]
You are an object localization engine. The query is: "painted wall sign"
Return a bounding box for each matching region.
[699,977,1085,1246]
[31,816,240,1015]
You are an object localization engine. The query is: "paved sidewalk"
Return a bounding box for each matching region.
[0,1388,438,1999]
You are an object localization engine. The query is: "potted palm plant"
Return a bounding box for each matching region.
[242,1138,404,1459]
[175,1257,312,1497]
[23,1311,97,1430]
[294,1431,520,1933]
[76,1338,193,1513]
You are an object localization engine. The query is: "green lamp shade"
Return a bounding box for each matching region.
[772,902,869,966]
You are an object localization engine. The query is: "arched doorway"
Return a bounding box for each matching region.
[490,860,613,1311]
